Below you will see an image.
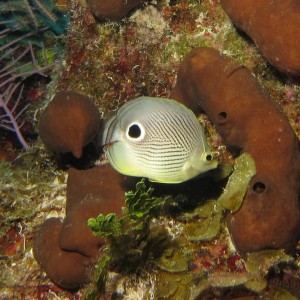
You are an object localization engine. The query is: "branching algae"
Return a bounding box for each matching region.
[86,179,170,297]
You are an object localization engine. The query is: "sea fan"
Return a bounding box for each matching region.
[0,82,29,149]
[0,37,53,149]
[0,0,68,37]
[0,0,68,149]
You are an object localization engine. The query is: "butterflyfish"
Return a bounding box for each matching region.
[102,96,217,183]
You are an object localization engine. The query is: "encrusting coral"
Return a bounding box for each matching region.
[39,91,102,158]
[170,47,300,253]
[220,0,300,78]
[87,0,143,21]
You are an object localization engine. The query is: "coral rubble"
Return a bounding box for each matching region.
[221,0,300,77]
[171,47,300,253]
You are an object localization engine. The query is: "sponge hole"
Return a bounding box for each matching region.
[217,111,227,124]
[253,181,266,193]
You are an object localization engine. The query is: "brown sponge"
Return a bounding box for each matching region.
[59,165,136,258]
[171,47,300,253]
[87,0,142,21]
[39,91,102,158]
[33,165,136,289]
[33,218,93,290]
[221,0,300,77]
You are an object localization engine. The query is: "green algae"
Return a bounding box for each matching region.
[243,249,293,292]
[86,179,171,297]
[207,271,255,288]
[218,153,256,212]
[180,153,255,243]
[273,289,298,300]
[181,199,222,242]
[153,243,191,273]
[182,212,222,242]
[88,179,168,242]
[245,249,293,276]
[155,271,196,300]
[193,250,294,296]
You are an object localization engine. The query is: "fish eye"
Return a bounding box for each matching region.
[126,122,145,141]
[206,154,213,161]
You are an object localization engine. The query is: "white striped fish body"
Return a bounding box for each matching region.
[102,97,217,183]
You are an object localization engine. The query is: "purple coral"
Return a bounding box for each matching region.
[0,82,29,150]
[0,0,69,150]
[0,24,51,150]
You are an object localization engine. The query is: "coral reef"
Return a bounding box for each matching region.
[87,0,143,21]
[131,5,168,45]
[39,91,102,158]
[171,47,300,253]
[1,0,300,299]
[221,0,300,78]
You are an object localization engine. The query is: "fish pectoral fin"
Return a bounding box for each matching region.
[148,178,160,183]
